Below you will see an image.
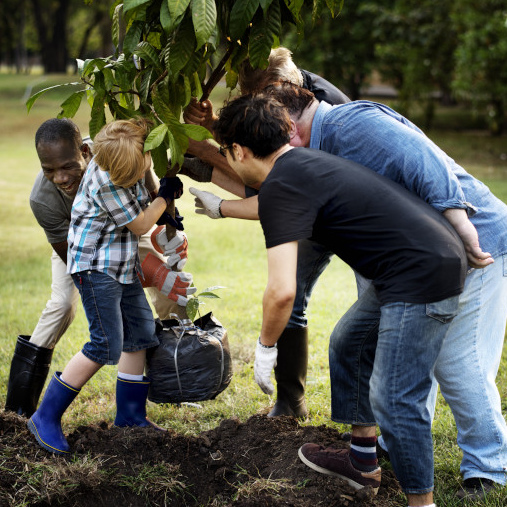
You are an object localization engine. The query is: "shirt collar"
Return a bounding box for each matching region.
[310,101,334,150]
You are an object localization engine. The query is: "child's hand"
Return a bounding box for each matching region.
[158,177,183,203]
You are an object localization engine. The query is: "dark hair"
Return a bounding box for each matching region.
[263,81,315,119]
[213,94,291,158]
[35,118,82,149]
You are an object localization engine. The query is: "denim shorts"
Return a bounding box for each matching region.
[72,270,159,365]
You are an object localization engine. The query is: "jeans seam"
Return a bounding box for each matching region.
[87,271,112,363]
[353,321,379,422]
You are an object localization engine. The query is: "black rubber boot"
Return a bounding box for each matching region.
[5,335,54,418]
[268,327,308,418]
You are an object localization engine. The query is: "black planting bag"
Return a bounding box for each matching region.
[146,312,233,404]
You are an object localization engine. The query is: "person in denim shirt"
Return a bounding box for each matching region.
[213,93,470,507]
[267,82,507,500]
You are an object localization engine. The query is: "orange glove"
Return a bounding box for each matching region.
[141,253,196,306]
[151,226,188,270]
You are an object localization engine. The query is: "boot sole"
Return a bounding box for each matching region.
[27,419,70,455]
[298,447,380,494]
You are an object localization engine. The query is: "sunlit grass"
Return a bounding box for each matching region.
[1,73,507,506]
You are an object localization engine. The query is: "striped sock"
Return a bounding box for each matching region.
[349,435,378,472]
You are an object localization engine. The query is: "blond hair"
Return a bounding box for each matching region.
[238,47,303,94]
[93,118,152,188]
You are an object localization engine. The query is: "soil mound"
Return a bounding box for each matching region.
[0,410,402,506]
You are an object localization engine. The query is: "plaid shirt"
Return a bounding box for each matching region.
[67,158,150,283]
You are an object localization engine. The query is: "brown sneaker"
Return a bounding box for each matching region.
[298,443,381,494]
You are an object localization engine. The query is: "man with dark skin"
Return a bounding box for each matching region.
[5,118,191,418]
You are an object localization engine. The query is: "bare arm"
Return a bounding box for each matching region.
[259,242,298,346]
[211,168,246,198]
[143,167,160,195]
[51,241,68,264]
[126,197,167,237]
[220,195,259,220]
[442,208,493,268]
[187,138,244,186]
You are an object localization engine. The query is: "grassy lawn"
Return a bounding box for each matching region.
[0,73,507,506]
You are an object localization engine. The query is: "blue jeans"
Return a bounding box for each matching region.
[366,257,507,484]
[431,256,507,484]
[72,271,159,365]
[289,239,333,328]
[330,286,460,493]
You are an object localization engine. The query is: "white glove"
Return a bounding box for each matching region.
[189,187,224,219]
[151,226,188,270]
[254,338,278,395]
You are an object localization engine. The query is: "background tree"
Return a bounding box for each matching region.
[373,0,458,128]
[451,0,507,135]
[285,1,386,101]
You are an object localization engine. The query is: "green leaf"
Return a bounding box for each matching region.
[58,91,86,119]
[124,0,151,14]
[186,297,200,321]
[26,82,81,114]
[191,71,203,98]
[230,0,261,41]
[89,95,106,139]
[248,1,281,68]
[108,100,136,120]
[259,0,273,13]
[168,0,191,20]
[183,123,213,141]
[165,18,196,76]
[134,41,163,71]
[151,141,170,178]
[123,20,144,57]
[102,67,115,91]
[190,0,217,49]
[112,3,122,49]
[139,67,154,103]
[225,68,238,89]
[196,292,221,299]
[145,123,169,151]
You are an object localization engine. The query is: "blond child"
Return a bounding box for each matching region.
[28,119,193,454]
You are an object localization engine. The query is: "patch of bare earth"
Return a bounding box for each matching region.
[0,411,402,506]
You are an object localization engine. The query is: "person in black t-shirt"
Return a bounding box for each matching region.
[212,93,467,507]
[184,47,350,419]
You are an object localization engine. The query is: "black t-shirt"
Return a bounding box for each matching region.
[300,69,351,105]
[258,148,467,304]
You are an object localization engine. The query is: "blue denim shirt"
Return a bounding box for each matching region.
[310,100,507,258]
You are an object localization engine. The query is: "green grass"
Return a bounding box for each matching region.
[1,73,507,505]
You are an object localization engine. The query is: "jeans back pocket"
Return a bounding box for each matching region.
[426,295,460,324]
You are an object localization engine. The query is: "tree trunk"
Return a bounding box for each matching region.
[30,0,69,73]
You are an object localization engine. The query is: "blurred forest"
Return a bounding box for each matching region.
[0,0,506,133]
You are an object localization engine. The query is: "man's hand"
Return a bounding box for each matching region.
[183,98,217,132]
[151,226,188,270]
[443,208,494,269]
[189,187,224,219]
[254,339,278,395]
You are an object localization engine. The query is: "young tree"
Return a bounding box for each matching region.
[28,0,342,175]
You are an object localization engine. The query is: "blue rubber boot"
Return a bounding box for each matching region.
[114,376,165,430]
[27,372,80,455]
